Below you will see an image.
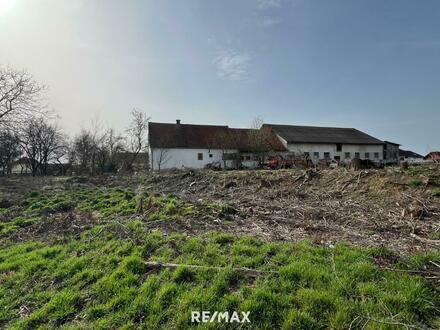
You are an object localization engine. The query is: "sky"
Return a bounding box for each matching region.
[0,0,439,154]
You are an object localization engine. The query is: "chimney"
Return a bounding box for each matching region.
[176,119,181,125]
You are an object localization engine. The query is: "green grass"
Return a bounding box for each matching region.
[0,188,197,236]
[0,226,438,329]
[432,187,440,197]
[409,179,423,188]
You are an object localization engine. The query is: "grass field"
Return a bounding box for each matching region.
[0,171,439,329]
[1,226,439,329]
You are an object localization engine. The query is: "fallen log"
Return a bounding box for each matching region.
[144,261,279,277]
[410,233,440,249]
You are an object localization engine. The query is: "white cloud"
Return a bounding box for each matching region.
[257,0,282,9]
[213,49,251,81]
[261,17,282,27]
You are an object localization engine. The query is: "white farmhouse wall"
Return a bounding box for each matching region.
[401,157,425,165]
[286,143,384,163]
[150,148,237,170]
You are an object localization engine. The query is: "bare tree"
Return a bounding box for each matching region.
[0,67,46,128]
[0,129,21,175]
[209,129,238,169]
[126,109,150,170]
[95,128,125,173]
[19,117,66,176]
[155,148,171,172]
[248,117,273,165]
[70,125,125,174]
[70,129,96,175]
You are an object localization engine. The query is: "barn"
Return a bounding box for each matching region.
[262,124,386,164]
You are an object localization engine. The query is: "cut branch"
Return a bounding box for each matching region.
[144,261,279,277]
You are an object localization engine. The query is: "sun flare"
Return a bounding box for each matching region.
[0,0,15,14]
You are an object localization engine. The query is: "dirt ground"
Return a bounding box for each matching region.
[140,167,440,254]
[1,166,439,254]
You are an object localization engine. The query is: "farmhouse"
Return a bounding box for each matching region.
[149,121,396,170]
[148,120,286,170]
[263,124,387,164]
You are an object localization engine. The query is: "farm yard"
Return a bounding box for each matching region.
[0,166,439,329]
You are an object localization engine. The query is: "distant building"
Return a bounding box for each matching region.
[263,124,387,165]
[11,158,31,174]
[424,152,440,163]
[113,152,149,170]
[399,149,424,164]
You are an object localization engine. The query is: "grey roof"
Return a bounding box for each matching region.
[399,149,423,158]
[384,140,400,146]
[263,124,385,145]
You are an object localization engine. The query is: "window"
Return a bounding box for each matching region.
[345,152,350,159]
[334,156,341,161]
[197,153,203,160]
[336,143,342,152]
[304,152,310,157]
[245,155,251,161]
[209,154,213,158]
[374,152,379,159]
[365,152,370,159]
[313,152,319,158]
[355,152,360,158]
[324,152,330,159]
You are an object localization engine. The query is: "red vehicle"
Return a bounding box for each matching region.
[266,156,296,169]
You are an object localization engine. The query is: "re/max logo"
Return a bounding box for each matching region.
[191,311,251,323]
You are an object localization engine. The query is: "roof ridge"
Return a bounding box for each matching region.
[264,123,357,130]
[149,122,229,128]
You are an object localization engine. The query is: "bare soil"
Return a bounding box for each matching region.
[1,166,439,254]
[143,167,440,254]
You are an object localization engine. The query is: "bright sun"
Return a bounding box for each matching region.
[0,0,16,14]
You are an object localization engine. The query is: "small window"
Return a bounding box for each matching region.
[313,152,319,158]
[345,152,350,159]
[374,152,379,159]
[336,143,342,152]
[197,153,203,160]
[304,152,310,157]
[324,152,330,159]
[209,154,213,158]
[245,155,251,161]
[365,152,370,159]
[355,152,360,158]
[334,156,341,161]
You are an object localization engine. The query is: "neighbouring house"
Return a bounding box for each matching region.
[424,152,440,163]
[383,141,400,165]
[148,120,286,170]
[10,158,32,175]
[399,149,424,164]
[262,124,387,164]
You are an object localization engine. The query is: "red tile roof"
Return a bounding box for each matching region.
[148,122,287,152]
[424,152,440,160]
